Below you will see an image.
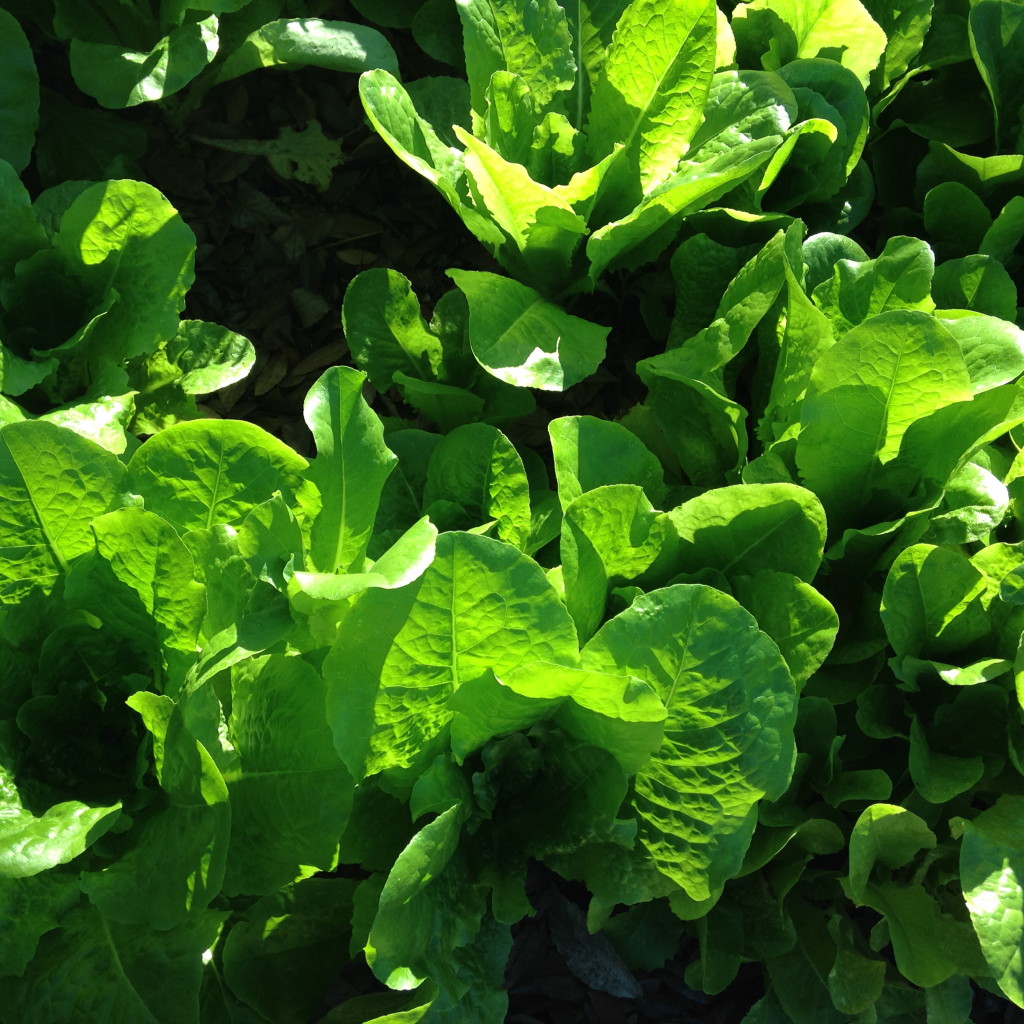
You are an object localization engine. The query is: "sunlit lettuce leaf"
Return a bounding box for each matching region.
[67,16,219,109]
[0,420,124,602]
[297,366,396,575]
[0,764,120,878]
[367,810,511,1019]
[959,795,1024,1007]
[422,422,531,550]
[583,585,797,901]
[125,419,307,534]
[324,531,578,780]
[129,320,255,435]
[52,179,196,365]
[560,483,676,640]
[213,17,398,85]
[731,0,887,88]
[63,507,206,680]
[586,0,717,200]
[359,69,506,248]
[796,310,973,530]
[456,0,575,119]
[549,414,667,511]
[664,482,828,583]
[342,268,445,391]
[448,269,608,390]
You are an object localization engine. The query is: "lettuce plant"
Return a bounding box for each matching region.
[0,161,255,452]
[359,0,869,302]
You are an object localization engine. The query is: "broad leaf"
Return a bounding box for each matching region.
[665,483,828,583]
[422,422,532,550]
[731,0,887,88]
[448,269,608,390]
[960,796,1024,1007]
[969,1,1024,149]
[0,421,124,602]
[69,17,219,108]
[359,69,505,248]
[456,0,575,118]
[0,766,119,878]
[126,419,307,534]
[796,311,973,528]
[342,268,444,390]
[583,585,797,900]
[53,179,196,364]
[323,531,578,779]
[64,507,206,669]
[549,414,666,510]
[213,17,398,84]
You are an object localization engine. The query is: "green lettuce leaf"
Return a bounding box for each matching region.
[323,531,578,779]
[0,420,124,602]
[582,585,797,901]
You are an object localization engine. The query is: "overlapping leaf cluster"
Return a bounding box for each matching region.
[1,0,1024,1022]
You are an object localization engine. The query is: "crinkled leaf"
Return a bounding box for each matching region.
[324,531,578,779]
[455,126,587,294]
[585,0,717,196]
[0,901,223,1024]
[78,692,229,930]
[582,585,797,900]
[0,765,120,879]
[881,543,991,659]
[456,0,575,118]
[933,256,1018,322]
[129,320,255,434]
[732,570,838,687]
[0,421,124,602]
[0,871,79,977]
[561,484,676,641]
[810,235,935,334]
